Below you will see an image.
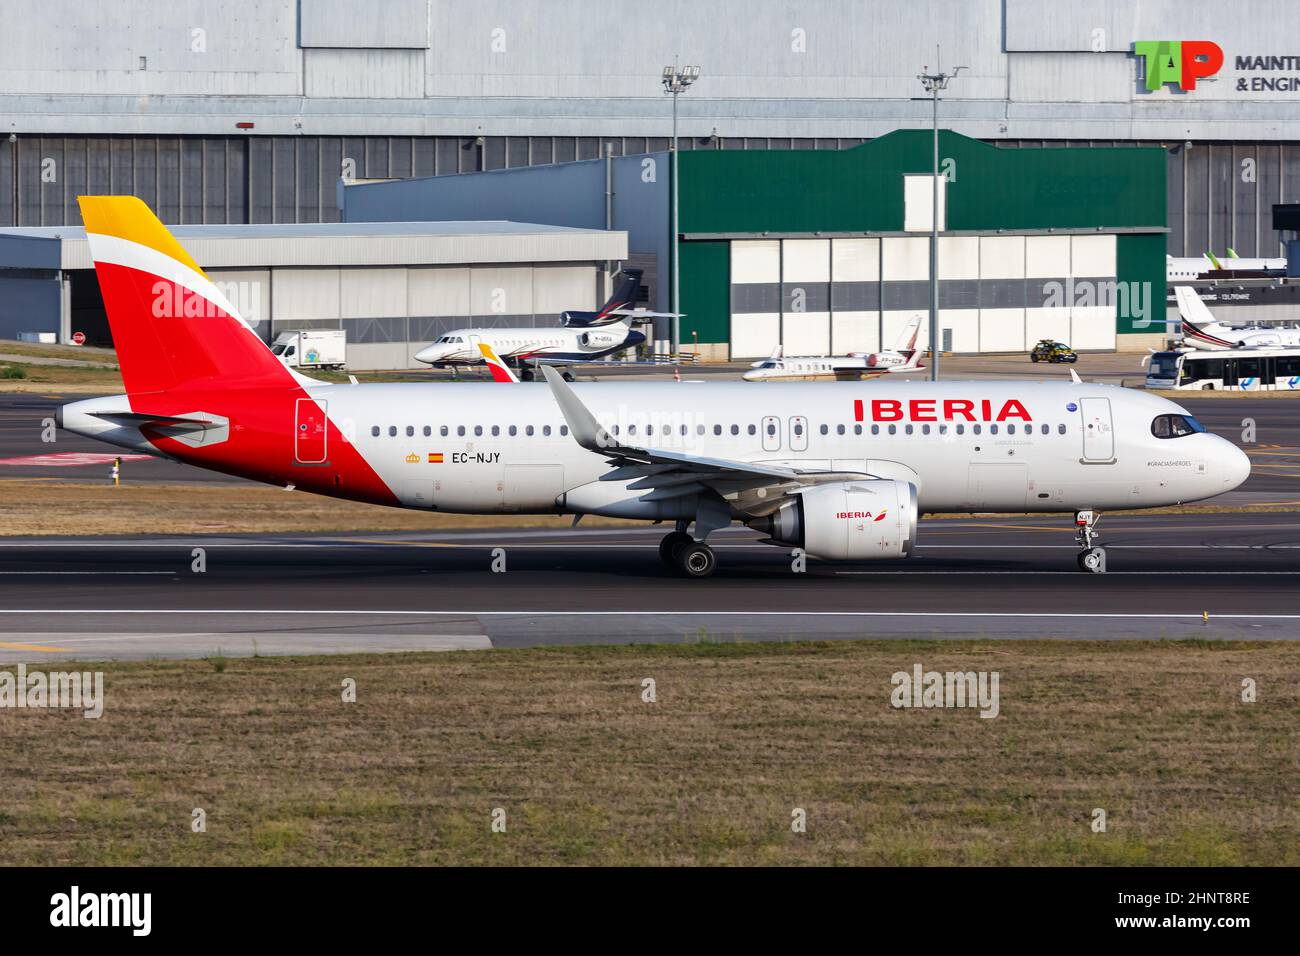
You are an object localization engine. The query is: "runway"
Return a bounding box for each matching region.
[2,512,1299,659]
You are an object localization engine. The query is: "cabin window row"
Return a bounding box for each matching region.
[371,421,1069,439]
[821,422,1068,436]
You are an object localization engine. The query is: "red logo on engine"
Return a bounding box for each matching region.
[836,510,889,521]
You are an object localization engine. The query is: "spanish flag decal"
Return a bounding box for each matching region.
[428,453,444,463]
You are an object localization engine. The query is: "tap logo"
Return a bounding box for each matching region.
[1134,41,1223,91]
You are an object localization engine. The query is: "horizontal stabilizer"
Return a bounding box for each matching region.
[90,411,214,428]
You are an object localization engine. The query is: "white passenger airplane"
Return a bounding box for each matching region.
[413,269,648,380]
[743,316,924,381]
[1176,286,1300,350]
[1167,250,1286,281]
[59,198,1250,577]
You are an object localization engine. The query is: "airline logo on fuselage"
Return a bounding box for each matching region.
[853,398,1032,423]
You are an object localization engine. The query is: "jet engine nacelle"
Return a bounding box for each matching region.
[749,480,918,560]
[578,329,623,349]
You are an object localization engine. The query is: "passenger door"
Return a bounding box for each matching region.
[294,398,328,464]
[1079,397,1114,461]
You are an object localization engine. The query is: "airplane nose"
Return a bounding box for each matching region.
[1223,442,1251,491]
[414,346,439,364]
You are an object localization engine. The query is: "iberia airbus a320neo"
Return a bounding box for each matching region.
[59,197,1250,577]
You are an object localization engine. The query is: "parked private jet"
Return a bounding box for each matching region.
[1176,286,1300,350]
[60,197,1250,577]
[413,269,649,380]
[743,316,925,382]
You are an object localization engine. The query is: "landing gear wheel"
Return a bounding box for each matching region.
[659,531,694,565]
[676,542,718,578]
[519,367,535,382]
[561,371,576,382]
[1077,547,1106,574]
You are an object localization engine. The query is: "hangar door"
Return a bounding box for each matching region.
[727,234,1118,359]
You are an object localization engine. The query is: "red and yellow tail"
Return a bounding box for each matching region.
[477,342,521,383]
[78,196,291,396]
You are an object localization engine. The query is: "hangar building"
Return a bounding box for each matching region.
[344,131,1167,359]
[1,0,1297,265]
[0,221,625,369]
[2,0,1299,353]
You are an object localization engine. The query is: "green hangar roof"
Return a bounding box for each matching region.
[678,130,1167,235]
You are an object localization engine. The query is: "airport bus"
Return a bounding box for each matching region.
[1146,347,1300,391]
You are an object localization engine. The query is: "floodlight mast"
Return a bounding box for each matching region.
[917,53,966,382]
[663,60,700,359]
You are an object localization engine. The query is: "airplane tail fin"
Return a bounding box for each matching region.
[478,343,520,383]
[561,268,643,327]
[1174,286,1234,350]
[77,196,295,396]
[896,315,924,360]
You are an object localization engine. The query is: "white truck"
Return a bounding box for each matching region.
[270,329,346,370]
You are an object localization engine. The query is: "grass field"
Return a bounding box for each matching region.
[0,640,1295,865]
[0,482,644,535]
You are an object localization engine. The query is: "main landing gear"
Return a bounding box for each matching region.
[659,498,731,578]
[658,529,718,578]
[1074,510,1106,574]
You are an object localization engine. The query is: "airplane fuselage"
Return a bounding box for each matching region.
[743,353,918,382]
[62,380,1249,518]
[415,323,644,367]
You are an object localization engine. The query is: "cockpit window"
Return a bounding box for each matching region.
[1151,414,1205,439]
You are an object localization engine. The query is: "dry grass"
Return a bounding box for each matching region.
[0,482,640,536]
[0,640,1294,866]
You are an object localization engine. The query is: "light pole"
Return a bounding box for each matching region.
[663,61,699,358]
[917,54,965,382]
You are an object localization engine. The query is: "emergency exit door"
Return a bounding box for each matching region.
[761,416,781,452]
[789,416,808,452]
[295,398,328,464]
[1079,397,1114,461]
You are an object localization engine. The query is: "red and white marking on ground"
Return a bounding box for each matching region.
[0,453,153,467]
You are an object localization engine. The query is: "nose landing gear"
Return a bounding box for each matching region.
[1074,510,1106,573]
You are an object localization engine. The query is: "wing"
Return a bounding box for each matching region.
[541,366,871,515]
